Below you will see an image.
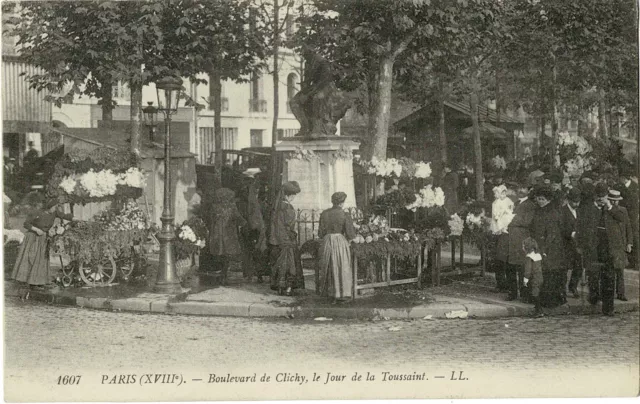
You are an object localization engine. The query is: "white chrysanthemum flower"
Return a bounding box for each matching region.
[448,214,464,237]
[414,162,432,179]
[59,177,77,194]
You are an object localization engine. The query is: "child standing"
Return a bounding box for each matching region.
[523,237,544,317]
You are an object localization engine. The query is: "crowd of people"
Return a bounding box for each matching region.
[200,168,356,302]
[486,168,638,317]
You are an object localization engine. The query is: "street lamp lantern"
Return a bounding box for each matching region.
[142,102,158,143]
[152,76,184,294]
[142,101,158,126]
[155,76,183,114]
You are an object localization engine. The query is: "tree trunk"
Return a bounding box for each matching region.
[364,70,379,159]
[269,0,281,209]
[550,60,559,168]
[210,69,223,190]
[129,83,142,155]
[470,88,484,202]
[370,54,394,161]
[101,80,114,122]
[598,87,608,138]
[438,79,447,164]
[495,69,501,128]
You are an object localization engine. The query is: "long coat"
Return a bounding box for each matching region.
[575,203,628,270]
[208,203,247,256]
[531,202,569,271]
[560,204,580,268]
[496,197,536,266]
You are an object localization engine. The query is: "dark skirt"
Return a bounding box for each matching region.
[539,268,566,308]
[11,232,51,285]
[269,244,304,291]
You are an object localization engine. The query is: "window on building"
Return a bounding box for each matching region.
[286,73,298,114]
[199,127,238,163]
[285,14,295,39]
[112,81,130,101]
[250,129,264,147]
[249,72,266,112]
[277,128,298,140]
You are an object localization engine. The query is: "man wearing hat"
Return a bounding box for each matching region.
[607,189,633,301]
[531,184,568,307]
[564,187,583,298]
[238,168,267,282]
[575,183,629,315]
[619,169,639,269]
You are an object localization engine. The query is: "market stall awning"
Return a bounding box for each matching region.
[462,122,508,140]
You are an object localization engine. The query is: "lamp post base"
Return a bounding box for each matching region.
[153,222,182,294]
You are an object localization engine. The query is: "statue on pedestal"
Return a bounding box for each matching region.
[289,52,351,138]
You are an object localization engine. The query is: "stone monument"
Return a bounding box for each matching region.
[276,53,359,213]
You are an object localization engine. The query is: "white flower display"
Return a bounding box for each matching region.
[490,197,515,235]
[360,158,434,179]
[565,155,594,178]
[353,235,365,244]
[4,229,25,244]
[406,185,445,211]
[414,162,432,179]
[466,212,487,230]
[558,131,592,155]
[365,235,373,243]
[60,168,146,198]
[79,169,118,198]
[178,225,206,249]
[448,214,464,237]
[491,155,507,170]
[59,177,77,194]
[117,167,146,188]
[179,225,197,243]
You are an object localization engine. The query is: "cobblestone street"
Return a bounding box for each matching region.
[4,299,639,400]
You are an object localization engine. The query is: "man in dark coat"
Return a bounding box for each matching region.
[531,184,570,307]
[498,184,536,300]
[608,189,633,301]
[575,184,629,316]
[619,169,639,269]
[564,188,582,298]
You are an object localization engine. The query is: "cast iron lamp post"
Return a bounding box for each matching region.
[153,76,184,293]
[142,102,158,143]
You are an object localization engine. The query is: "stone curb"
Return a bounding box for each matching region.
[5,286,638,319]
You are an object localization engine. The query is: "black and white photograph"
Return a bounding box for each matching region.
[1,0,639,401]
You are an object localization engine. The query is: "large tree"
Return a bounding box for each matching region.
[160,0,268,188]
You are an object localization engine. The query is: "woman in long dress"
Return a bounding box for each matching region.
[12,197,73,289]
[207,188,247,286]
[318,192,356,302]
[268,181,304,295]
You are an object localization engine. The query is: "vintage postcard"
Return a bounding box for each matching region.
[2,0,639,401]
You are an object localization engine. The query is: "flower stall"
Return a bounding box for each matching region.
[342,162,451,295]
[45,147,155,287]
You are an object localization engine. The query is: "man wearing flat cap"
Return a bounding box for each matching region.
[575,183,628,315]
[607,189,633,301]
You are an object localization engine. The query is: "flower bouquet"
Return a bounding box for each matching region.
[351,214,423,261]
[448,213,464,238]
[174,216,208,261]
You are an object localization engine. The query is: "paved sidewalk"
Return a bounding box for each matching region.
[4,264,638,319]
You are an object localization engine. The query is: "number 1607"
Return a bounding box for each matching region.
[57,375,81,385]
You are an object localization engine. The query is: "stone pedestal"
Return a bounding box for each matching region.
[275,137,360,212]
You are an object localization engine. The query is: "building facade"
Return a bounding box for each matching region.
[52,52,304,164]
